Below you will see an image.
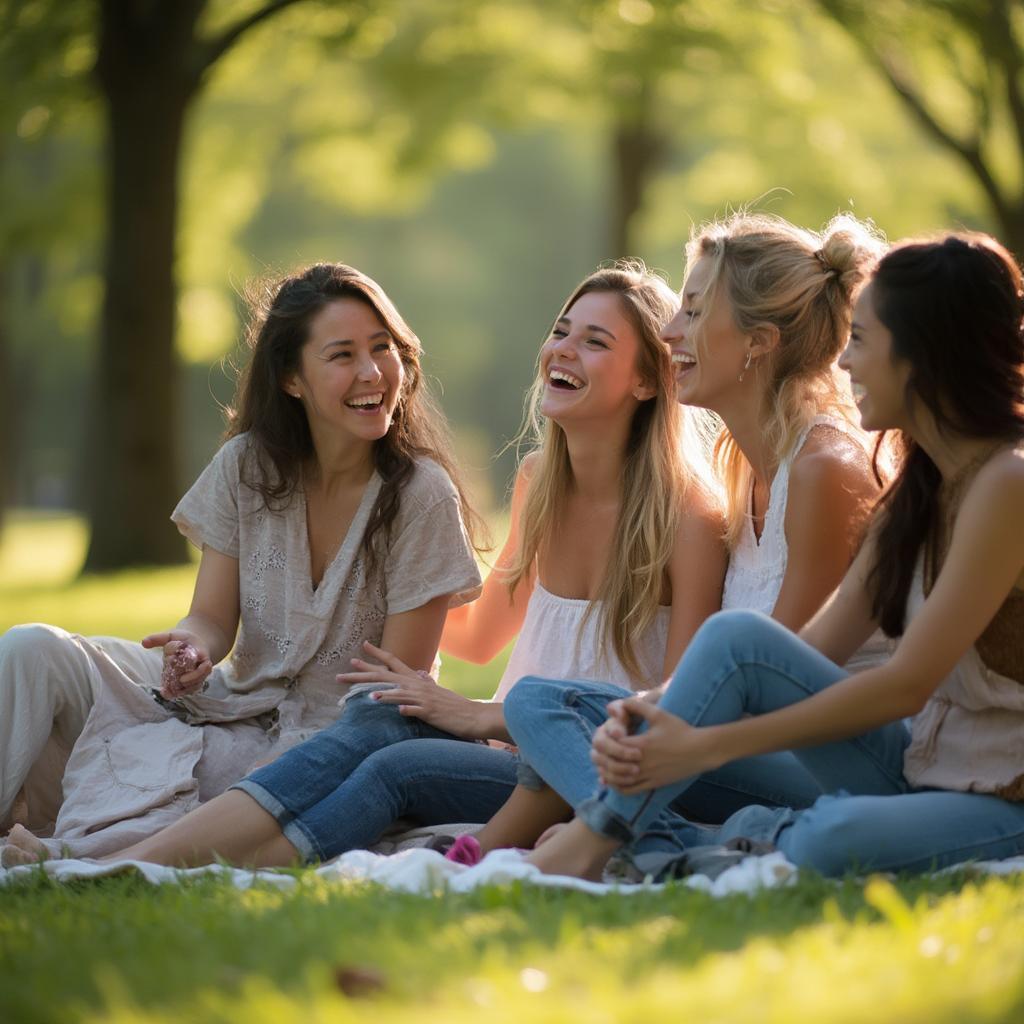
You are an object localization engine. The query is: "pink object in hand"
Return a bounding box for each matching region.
[160,643,201,699]
[444,835,483,866]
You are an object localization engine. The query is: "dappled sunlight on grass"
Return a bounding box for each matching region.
[0,872,1006,1024]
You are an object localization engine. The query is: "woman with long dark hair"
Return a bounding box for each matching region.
[1,263,482,863]
[511,232,1024,879]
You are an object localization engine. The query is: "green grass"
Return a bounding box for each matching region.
[2,869,1023,1023]
[2,514,1024,1023]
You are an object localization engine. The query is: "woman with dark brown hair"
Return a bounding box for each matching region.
[511,232,1024,879]
[1,263,482,864]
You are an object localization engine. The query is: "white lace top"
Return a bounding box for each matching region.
[721,415,890,671]
[492,582,671,702]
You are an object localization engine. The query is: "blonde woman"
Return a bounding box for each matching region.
[80,262,726,869]
[501,213,889,843]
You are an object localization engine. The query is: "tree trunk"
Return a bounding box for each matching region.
[0,262,12,532]
[83,1,203,571]
[609,81,665,258]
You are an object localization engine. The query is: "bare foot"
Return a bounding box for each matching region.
[3,824,51,865]
[533,821,569,848]
[525,818,620,881]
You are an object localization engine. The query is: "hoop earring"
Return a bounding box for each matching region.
[738,351,753,383]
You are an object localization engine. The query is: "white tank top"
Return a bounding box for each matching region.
[720,415,891,671]
[492,582,670,701]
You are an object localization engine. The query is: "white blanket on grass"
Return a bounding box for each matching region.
[2,848,1023,897]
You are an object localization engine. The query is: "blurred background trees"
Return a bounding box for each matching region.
[2,0,1019,570]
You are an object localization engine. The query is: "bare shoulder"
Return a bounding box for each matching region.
[790,425,877,502]
[965,446,1024,514]
[679,479,726,535]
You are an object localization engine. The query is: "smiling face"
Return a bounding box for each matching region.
[660,255,751,412]
[839,283,913,433]
[538,290,652,425]
[285,297,406,445]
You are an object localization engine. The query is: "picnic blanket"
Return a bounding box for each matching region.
[3,847,1023,897]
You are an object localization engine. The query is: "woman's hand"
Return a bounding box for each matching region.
[590,696,714,795]
[336,641,487,739]
[141,630,213,698]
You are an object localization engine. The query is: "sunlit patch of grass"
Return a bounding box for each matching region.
[1,870,1022,1024]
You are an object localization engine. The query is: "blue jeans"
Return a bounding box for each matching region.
[233,690,517,862]
[506,680,821,825]
[510,610,1024,876]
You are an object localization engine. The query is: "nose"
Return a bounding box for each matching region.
[837,338,852,372]
[660,307,685,344]
[549,332,577,359]
[356,351,383,382]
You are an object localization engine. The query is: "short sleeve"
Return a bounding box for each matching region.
[384,463,483,615]
[170,435,247,558]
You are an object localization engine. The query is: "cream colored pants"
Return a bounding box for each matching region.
[0,623,162,834]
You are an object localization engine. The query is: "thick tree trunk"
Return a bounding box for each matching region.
[609,82,665,258]
[83,1,203,571]
[0,263,12,532]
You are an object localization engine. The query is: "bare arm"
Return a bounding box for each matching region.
[602,453,1024,790]
[771,430,879,632]
[142,546,241,692]
[657,487,728,684]
[440,456,536,664]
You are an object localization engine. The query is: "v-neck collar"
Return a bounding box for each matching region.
[298,472,382,599]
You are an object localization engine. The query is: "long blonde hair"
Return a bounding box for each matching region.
[507,261,716,682]
[686,213,885,549]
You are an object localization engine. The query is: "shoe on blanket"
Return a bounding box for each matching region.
[444,835,483,866]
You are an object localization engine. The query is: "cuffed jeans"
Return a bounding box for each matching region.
[509,610,1024,876]
[234,690,517,862]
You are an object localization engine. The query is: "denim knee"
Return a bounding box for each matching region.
[687,609,778,661]
[776,794,868,877]
[503,675,563,742]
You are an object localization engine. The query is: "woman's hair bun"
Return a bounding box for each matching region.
[816,214,887,293]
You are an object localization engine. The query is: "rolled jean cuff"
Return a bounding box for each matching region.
[577,794,638,845]
[515,760,547,791]
[230,778,320,864]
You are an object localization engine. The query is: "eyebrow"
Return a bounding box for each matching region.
[320,330,392,352]
[556,316,617,341]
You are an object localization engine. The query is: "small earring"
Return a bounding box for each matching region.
[738,351,752,383]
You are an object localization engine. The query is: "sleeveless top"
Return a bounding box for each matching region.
[492,582,671,702]
[720,414,891,671]
[902,448,1024,800]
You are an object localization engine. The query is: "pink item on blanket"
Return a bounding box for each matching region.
[160,644,201,699]
[444,835,483,866]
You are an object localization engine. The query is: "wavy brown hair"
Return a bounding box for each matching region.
[865,233,1024,636]
[227,263,482,569]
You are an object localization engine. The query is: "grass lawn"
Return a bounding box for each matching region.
[2,513,1024,1024]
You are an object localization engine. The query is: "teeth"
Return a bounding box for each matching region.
[346,392,384,407]
[550,369,584,389]
[672,353,697,366]
[850,384,867,401]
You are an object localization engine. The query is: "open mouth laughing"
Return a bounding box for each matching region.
[548,368,585,391]
[345,391,386,413]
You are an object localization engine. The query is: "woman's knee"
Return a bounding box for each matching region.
[776,795,872,877]
[0,623,71,670]
[503,676,564,736]
[688,610,778,660]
